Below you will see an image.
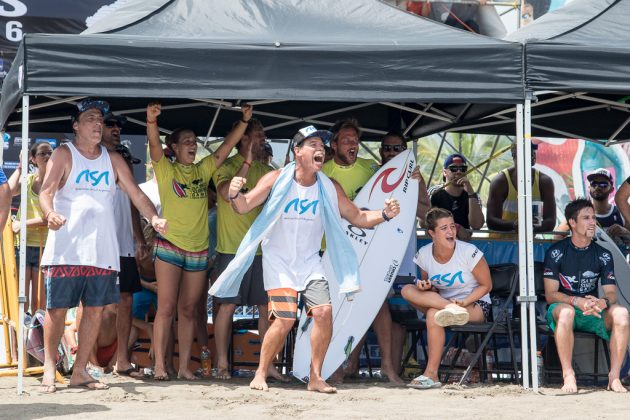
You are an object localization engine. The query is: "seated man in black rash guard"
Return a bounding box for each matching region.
[544,198,629,393]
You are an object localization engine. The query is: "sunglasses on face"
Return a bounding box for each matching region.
[448,165,468,173]
[105,120,121,128]
[590,181,611,189]
[382,144,406,152]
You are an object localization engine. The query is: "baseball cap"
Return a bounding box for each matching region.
[74,98,109,119]
[587,168,613,182]
[443,153,467,168]
[292,125,333,146]
[103,112,127,127]
[263,142,273,156]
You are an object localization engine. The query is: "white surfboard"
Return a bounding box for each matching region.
[594,227,630,310]
[292,150,418,381]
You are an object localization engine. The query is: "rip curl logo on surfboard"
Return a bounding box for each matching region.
[368,167,405,199]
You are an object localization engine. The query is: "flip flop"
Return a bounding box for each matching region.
[115,368,144,379]
[407,375,442,390]
[434,307,469,327]
[39,384,57,394]
[68,379,109,390]
[151,373,171,381]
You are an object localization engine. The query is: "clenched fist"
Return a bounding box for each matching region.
[383,198,400,220]
[229,176,247,199]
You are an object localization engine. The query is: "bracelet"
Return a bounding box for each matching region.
[44,210,54,219]
[146,119,157,124]
[382,209,391,222]
[241,119,250,124]
[229,191,241,201]
[570,296,578,308]
[243,160,251,167]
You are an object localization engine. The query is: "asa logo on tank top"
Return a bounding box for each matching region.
[75,169,110,188]
[284,198,319,215]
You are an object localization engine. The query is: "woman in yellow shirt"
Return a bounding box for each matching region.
[8,141,53,312]
[145,103,249,380]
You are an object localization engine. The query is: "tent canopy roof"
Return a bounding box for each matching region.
[416,0,630,144]
[0,0,524,138]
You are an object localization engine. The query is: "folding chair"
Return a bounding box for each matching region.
[440,263,520,385]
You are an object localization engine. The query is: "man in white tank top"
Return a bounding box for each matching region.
[228,125,401,393]
[38,98,167,393]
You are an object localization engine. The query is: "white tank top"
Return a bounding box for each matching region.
[262,180,325,291]
[113,186,135,257]
[41,143,120,271]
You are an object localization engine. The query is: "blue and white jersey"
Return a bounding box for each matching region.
[413,240,490,303]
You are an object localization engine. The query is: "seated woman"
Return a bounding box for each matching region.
[401,207,492,389]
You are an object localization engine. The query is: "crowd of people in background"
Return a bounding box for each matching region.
[2,96,629,395]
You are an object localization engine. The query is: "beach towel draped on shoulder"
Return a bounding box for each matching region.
[209,161,360,298]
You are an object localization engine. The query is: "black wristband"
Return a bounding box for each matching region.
[603,297,611,309]
[229,191,241,200]
[241,119,249,124]
[382,209,391,222]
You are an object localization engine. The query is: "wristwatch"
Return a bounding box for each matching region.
[602,297,611,309]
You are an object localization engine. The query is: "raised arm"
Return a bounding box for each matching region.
[227,169,280,214]
[7,162,22,196]
[335,181,400,228]
[146,103,164,163]
[212,104,253,168]
[111,152,167,235]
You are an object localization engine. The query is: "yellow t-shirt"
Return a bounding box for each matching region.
[213,154,273,255]
[17,173,48,247]
[153,155,217,252]
[322,157,378,200]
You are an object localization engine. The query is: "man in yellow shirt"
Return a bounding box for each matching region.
[322,118,379,199]
[211,119,283,381]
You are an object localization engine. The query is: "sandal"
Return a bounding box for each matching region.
[68,379,109,390]
[407,375,442,389]
[214,368,232,380]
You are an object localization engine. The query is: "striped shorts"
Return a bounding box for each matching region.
[267,278,331,320]
[153,236,209,272]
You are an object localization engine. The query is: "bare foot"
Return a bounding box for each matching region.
[154,366,170,380]
[38,383,57,394]
[250,372,269,391]
[215,367,232,380]
[70,368,109,390]
[308,377,337,393]
[380,366,405,385]
[608,378,628,393]
[177,369,198,380]
[561,372,578,393]
[267,365,290,382]
[329,367,344,385]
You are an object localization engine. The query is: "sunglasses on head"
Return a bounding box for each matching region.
[590,181,611,189]
[382,144,406,152]
[77,99,110,114]
[448,165,468,173]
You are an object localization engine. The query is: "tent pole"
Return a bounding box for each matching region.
[524,98,539,392]
[428,132,447,186]
[17,94,29,395]
[515,103,529,389]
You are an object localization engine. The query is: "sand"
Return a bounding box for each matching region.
[1,375,629,419]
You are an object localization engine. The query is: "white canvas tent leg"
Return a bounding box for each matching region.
[515,103,530,389]
[524,99,539,391]
[17,95,29,395]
